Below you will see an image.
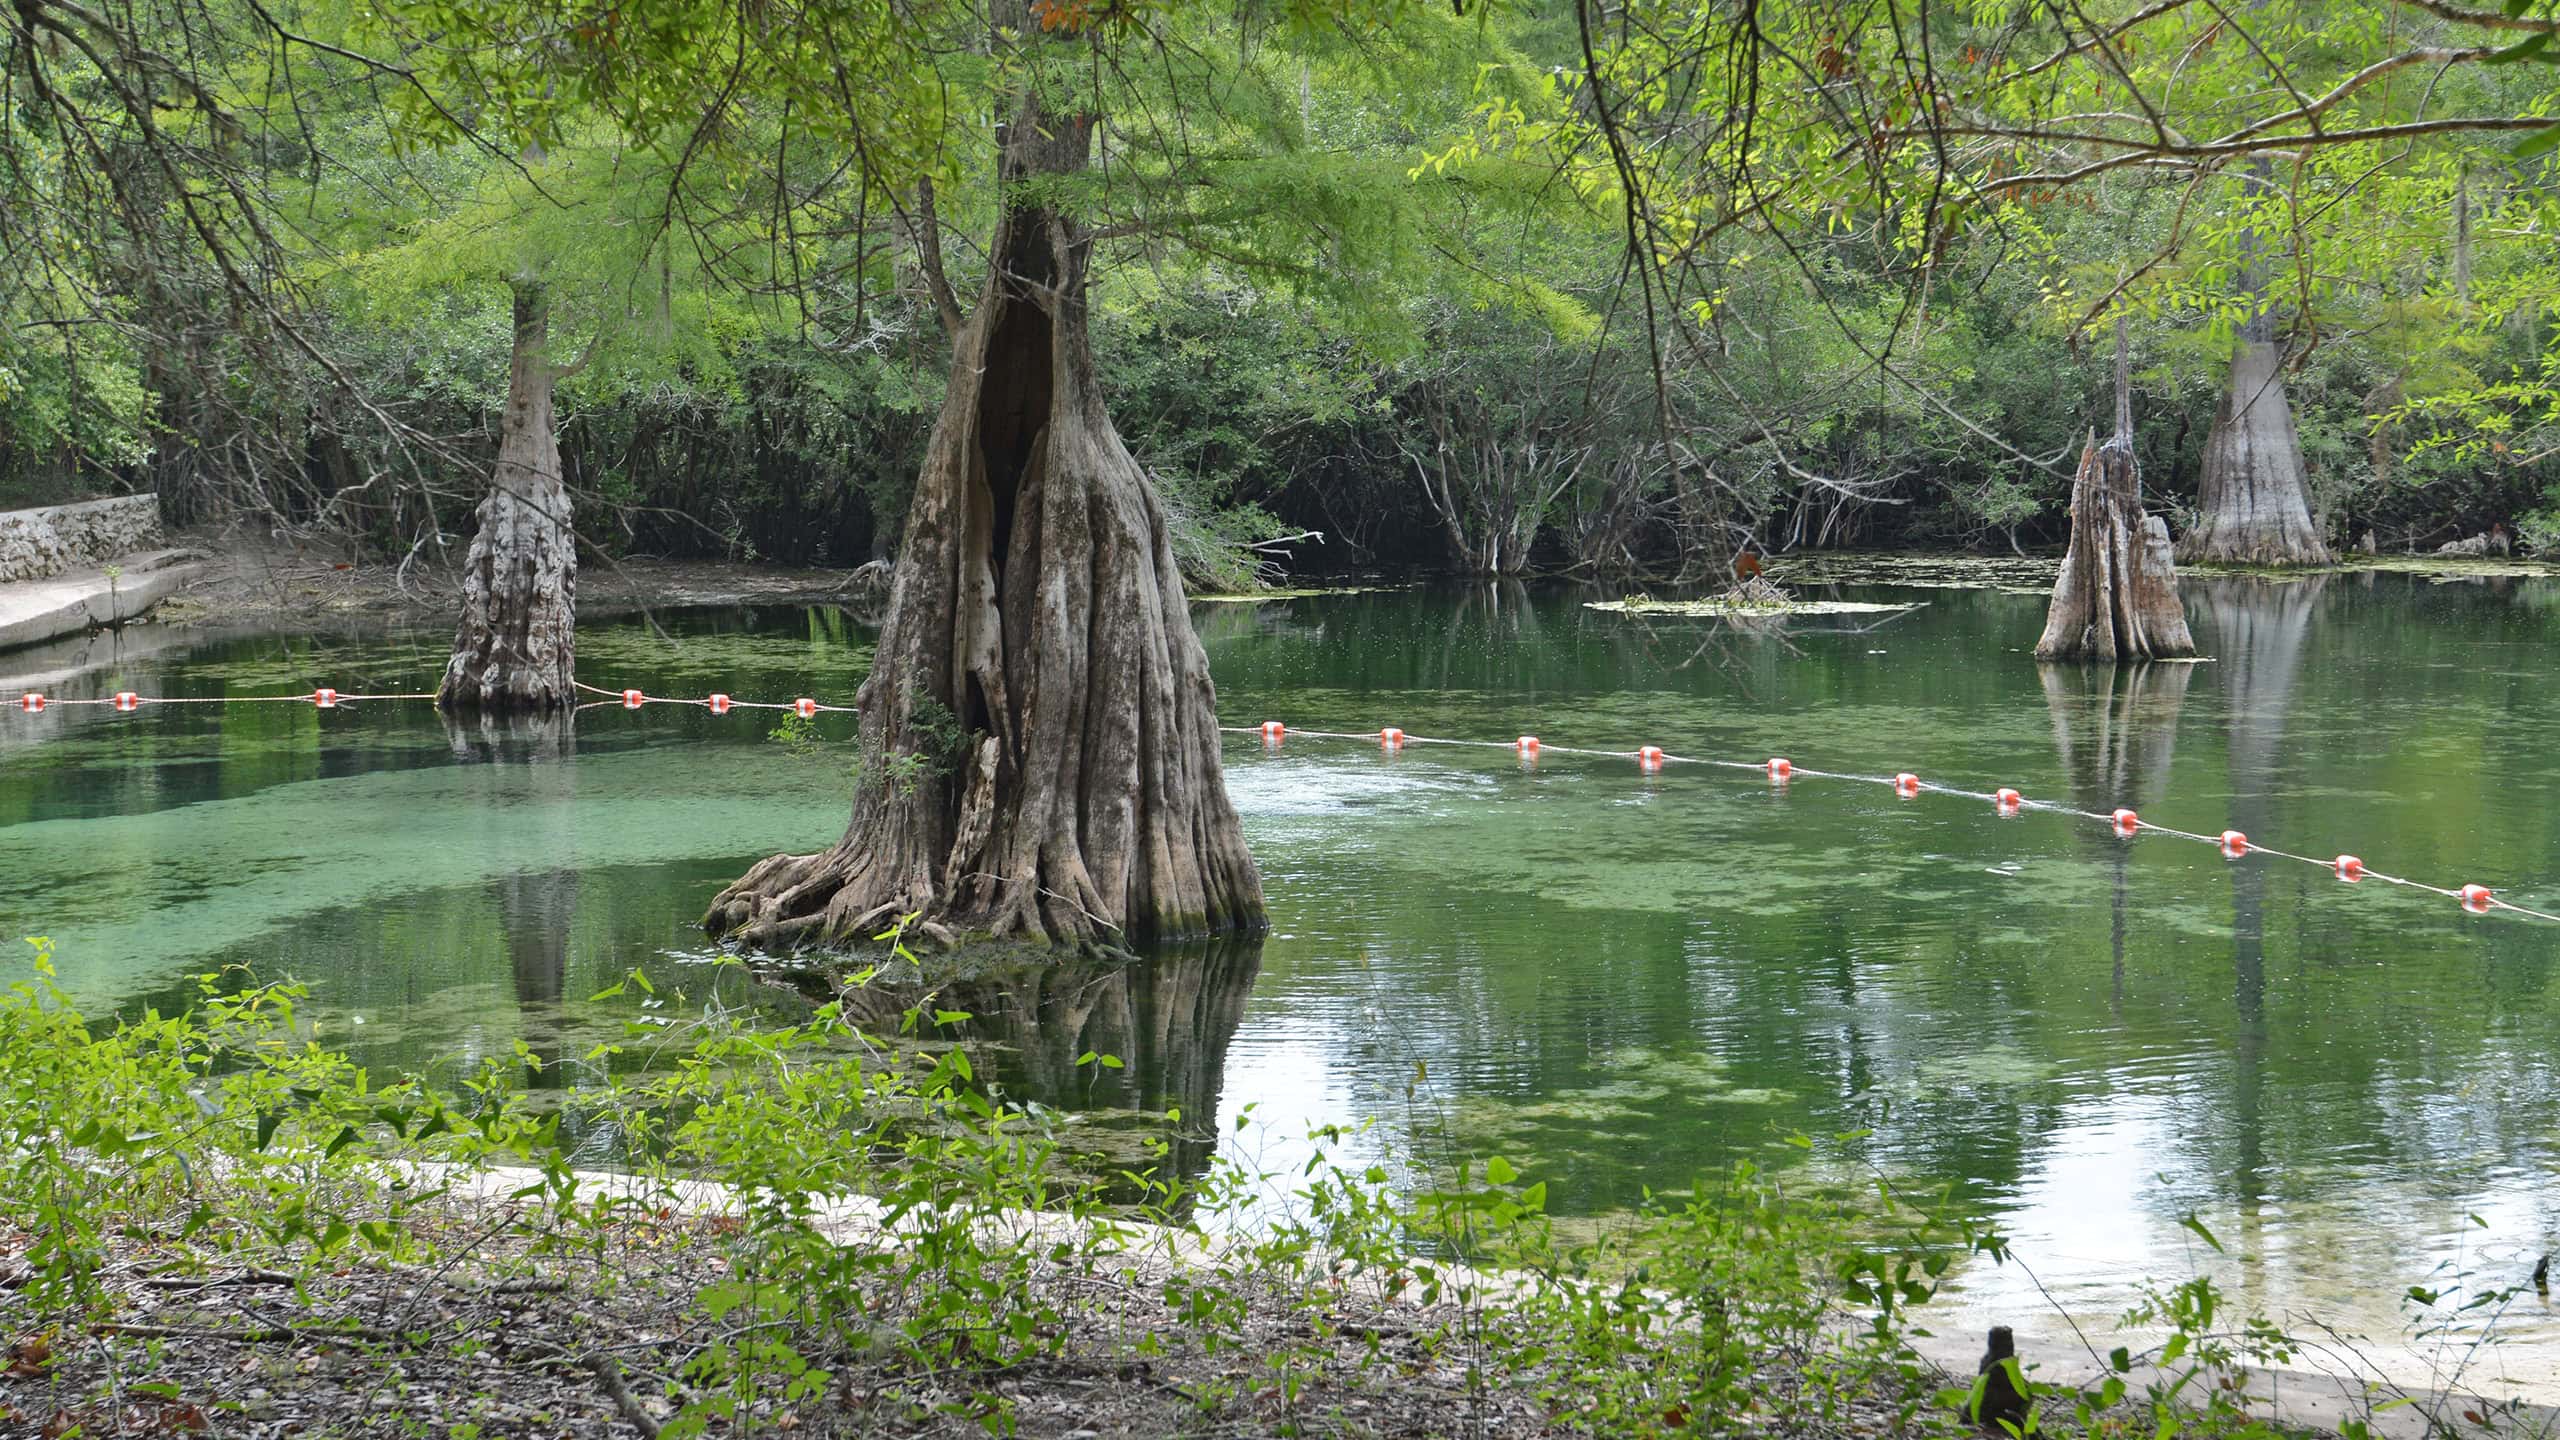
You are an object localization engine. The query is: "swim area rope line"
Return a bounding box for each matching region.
[12,682,856,718]
[12,685,2547,923]
[1228,721,2560,926]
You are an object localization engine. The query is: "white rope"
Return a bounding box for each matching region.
[1230,722,2558,924]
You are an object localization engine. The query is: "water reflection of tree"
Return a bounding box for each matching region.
[2194,578,2326,1249]
[443,707,580,1086]
[844,941,1262,1188]
[2039,659,2196,1009]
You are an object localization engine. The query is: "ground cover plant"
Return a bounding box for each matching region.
[5,928,2513,1440]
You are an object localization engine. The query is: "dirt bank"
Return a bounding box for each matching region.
[0,1196,1889,1440]
[144,529,886,633]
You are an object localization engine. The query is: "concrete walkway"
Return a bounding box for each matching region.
[0,548,207,653]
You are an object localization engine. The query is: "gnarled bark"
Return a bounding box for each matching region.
[2175,339,2332,566]
[2175,162,2331,568]
[704,91,1263,953]
[2036,326,2195,662]
[440,280,576,710]
[2035,434,2195,662]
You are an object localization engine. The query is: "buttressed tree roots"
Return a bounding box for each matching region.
[2175,338,2333,567]
[704,105,1264,954]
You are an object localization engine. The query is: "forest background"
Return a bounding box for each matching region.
[7,0,2560,592]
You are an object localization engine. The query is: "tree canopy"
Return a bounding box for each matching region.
[7,0,2560,562]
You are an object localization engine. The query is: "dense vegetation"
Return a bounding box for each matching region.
[7,0,2560,581]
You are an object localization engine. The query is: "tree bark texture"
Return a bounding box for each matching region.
[2035,432,2196,662]
[2175,161,2331,568]
[441,281,576,710]
[705,92,1264,953]
[2174,339,2333,566]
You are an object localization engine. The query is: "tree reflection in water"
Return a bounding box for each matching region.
[840,940,1263,1201]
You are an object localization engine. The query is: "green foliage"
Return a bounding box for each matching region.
[16,0,2560,572]
[855,690,978,801]
[0,937,548,1316]
[4,930,2444,1440]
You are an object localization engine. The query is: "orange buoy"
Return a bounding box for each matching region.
[2220,830,2249,858]
[1767,757,1792,781]
[113,693,140,711]
[1995,787,2022,811]
[2462,884,2494,913]
[794,697,818,718]
[2333,855,2364,882]
[1260,721,1285,742]
[623,689,645,708]
[709,693,732,715]
[18,693,42,713]
[312,688,338,708]
[1516,735,1540,752]
[2112,808,2139,835]
[1893,772,1919,797]
[1380,727,1405,749]
[1639,745,1664,769]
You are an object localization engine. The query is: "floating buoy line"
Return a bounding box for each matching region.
[12,681,856,717]
[1228,721,2560,925]
[12,683,2550,924]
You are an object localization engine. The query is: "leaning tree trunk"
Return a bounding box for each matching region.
[2036,323,2195,661]
[440,280,576,709]
[2175,162,2332,568]
[704,94,1264,953]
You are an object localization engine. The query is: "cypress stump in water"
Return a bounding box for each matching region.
[2036,323,2195,663]
[704,97,1264,952]
[2035,433,2194,661]
[440,280,576,710]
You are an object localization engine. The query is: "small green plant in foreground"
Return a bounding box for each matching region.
[0,932,2472,1440]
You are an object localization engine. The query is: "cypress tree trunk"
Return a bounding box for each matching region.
[2175,163,2332,568]
[440,281,576,710]
[705,83,1264,952]
[2175,339,2332,566]
[2035,324,2195,662]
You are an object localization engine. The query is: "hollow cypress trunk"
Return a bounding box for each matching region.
[704,91,1264,952]
[2036,326,2195,661]
[2035,437,2195,662]
[440,281,576,710]
[2175,163,2331,568]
